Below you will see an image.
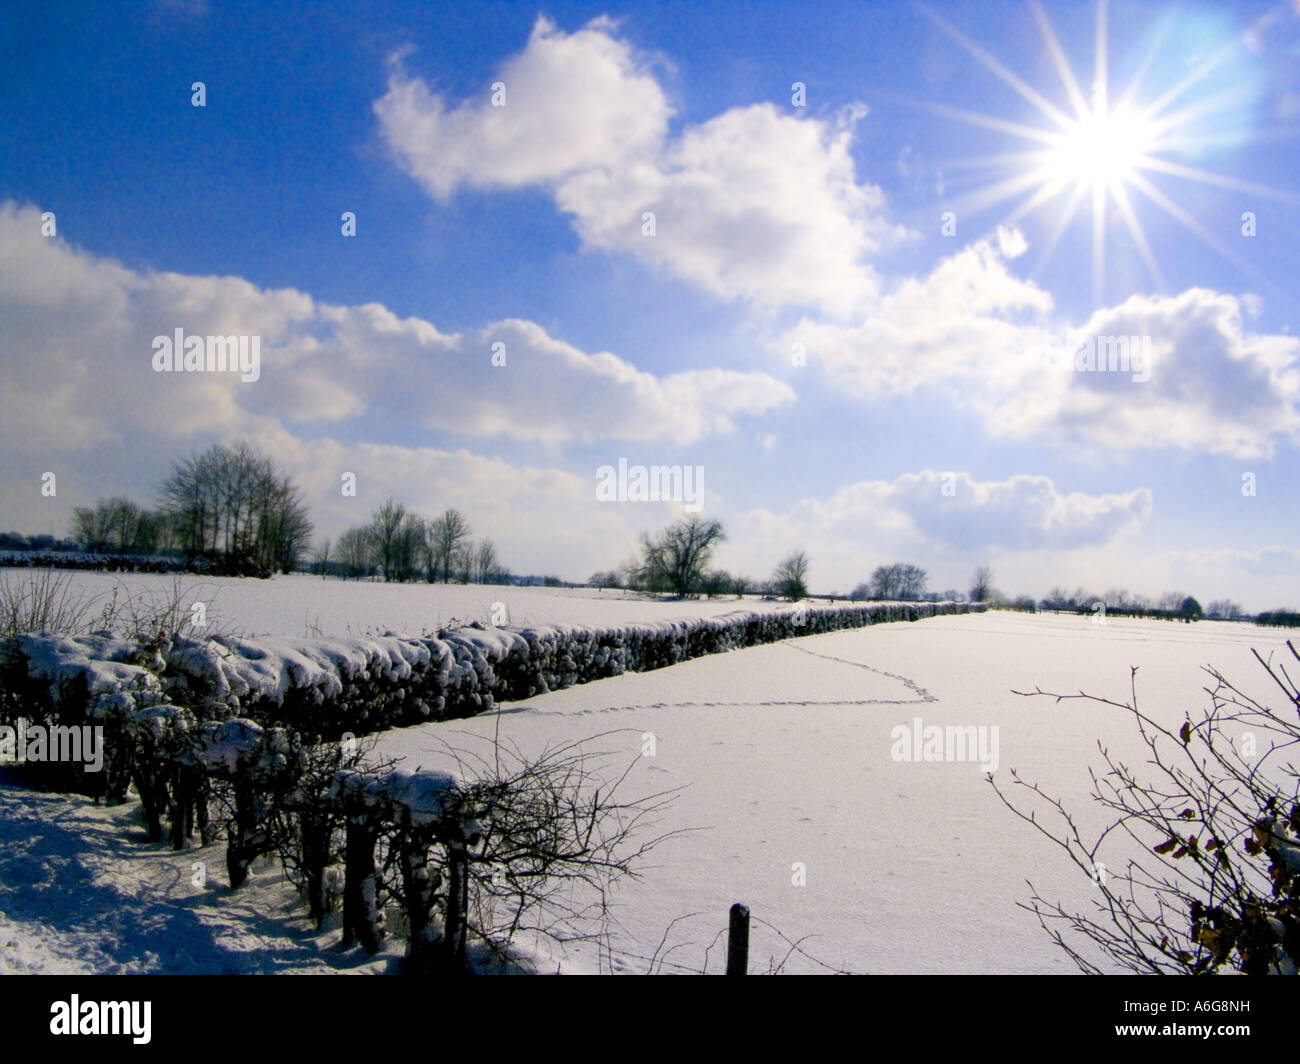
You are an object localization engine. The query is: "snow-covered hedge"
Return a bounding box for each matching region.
[0,600,984,781]
[0,549,215,573]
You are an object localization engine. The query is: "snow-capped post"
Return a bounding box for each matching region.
[380,770,460,974]
[396,824,442,973]
[331,770,385,953]
[726,903,749,975]
[298,800,334,928]
[342,812,383,953]
[443,830,469,971]
[200,720,298,889]
[123,704,200,848]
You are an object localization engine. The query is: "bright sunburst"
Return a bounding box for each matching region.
[1042,103,1154,188]
[921,0,1297,305]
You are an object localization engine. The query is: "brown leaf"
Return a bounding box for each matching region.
[1154,837,1178,855]
[1180,721,1192,744]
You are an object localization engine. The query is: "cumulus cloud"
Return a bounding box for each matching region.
[0,202,791,454]
[784,230,1300,459]
[792,470,1152,553]
[373,16,671,198]
[375,17,904,315]
[1009,289,1300,459]
[783,232,1055,397]
[1162,545,1300,579]
[557,102,902,315]
[717,470,1153,592]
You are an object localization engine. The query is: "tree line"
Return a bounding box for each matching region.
[5,448,1297,618]
[971,571,1283,624]
[589,516,962,603]
[320,499,508,584]
[46,443,514,584]
[62,442,312,576]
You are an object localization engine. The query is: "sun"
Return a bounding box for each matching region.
[917,0,1296,306]
[1043,102,1154,190]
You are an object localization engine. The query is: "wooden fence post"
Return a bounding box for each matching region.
[726,903,749,975]
[443,836,468,971]
[341,811,382,953]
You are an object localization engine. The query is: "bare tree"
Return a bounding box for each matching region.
[72,498,159,554]
[452,544,474,584]
[159,441,312,574]
[866,563,928,601]
[311,538,331,578]
[335,526,375,580]
[427,509,471,583]
[699,570,732,598]
[1207,600,1244,621]
[991,645,1300,974]
[1157,590,1188,613]
[772,551,810,601]
[370,499,410,583]
[634,516,726,597]
[970,565,994,603]
[729,574,753,597]
[472,540,499,584]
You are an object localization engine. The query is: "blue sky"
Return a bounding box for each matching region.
[2,0,1298,607]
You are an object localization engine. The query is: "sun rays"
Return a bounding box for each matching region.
[921,0,1298,306]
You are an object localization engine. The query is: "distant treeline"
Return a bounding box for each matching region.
[1256,610,1300,628]
[2,455,1296,620]
[8,442,313,578]
[319,499,509,584]
[2,441,517,585]
[995,587,1297,626]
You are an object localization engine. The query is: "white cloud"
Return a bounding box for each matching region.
[375,17,905,315]
[558,102,903,315]
[1011,289,1300,459]
[785,231,1300,459]
[996,225,1028,259]
[784,232,1054,397]
[795,470,1152,552]
[266,435,681,580]
[717,470,1153,592]
[0,202,791,455]
[373,16,671,199]
[1162,545,1300,579]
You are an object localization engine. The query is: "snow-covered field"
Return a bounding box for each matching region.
[1,578,1293,974]
[23,570,798,639]
[367,608,1295,974]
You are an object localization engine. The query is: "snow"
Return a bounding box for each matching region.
[1,594,1293,974]
[165,632,433,708]
[6,585,967,737]
[7,632,160,706]
[24,570,821,639]
[367,609,1296,974]
[0,775,396,974]
[199,719,269,774]
[380,769,460,825]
